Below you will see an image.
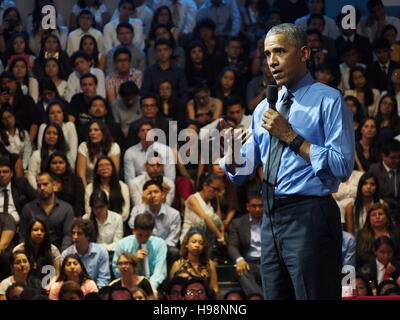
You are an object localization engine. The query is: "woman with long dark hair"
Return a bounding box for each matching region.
[3,33,36,70]
[0,7,27,54]
[9,57,39,103]
[0,106,31,170]
[83,189,123,252]
[344,95,365,133]
[355,117,381,172]
[76,119,120,187]
[13,219,61,288]
[212,66,243,104]
[42,58,68,99]
[375,94,400,142]
[49,253,98,300]
[27,122,68,188]
[84,156,129,221]
[79,34,106,71]
[345,172,385,235]
[156,79,185,127]
[149,6,178,42]
[44,151,84,217]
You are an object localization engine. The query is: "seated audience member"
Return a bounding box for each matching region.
[79,34,106,71]
[124,119,175,181]
[342,231,357,268]
[0,7,27,53]
[32,34,72,81]
[27,123,69,189]
[149,6,178,43]
[367,38,400,92]
[112,213,167,290]
[44,151,84,217]
[76,95,124,148]
[381,24,400,63]
[105,22,146,76]
[368,139,400,219]
[334,170,363,225]
[156,80,185,126]
[9,57,39,103]
[103,0,144,52]
[187,84,222,127]
[66,9,104,56]
[36,100,78,169]
[387,67,400,115]
[358,236,400,289]
[129,180,180,263]
[376,279,398,296]
[105,47,142,104]
[65,51,105,102]
[0,211,16,281]
[163,275,187,300]
[40,57,69,102]
[358,0,400,44]
[355,117,381,172]
[0,250,42,300]
[212,67,244,104]
[192,18,226,56]
[228,193,263,297]
[5,282,26,301]
[58,281,84,300]
[344,67,380,117]
[0,72,38,143]
[181,173,226,253]
[170,230,218,294]
[335,11,372,66]
[196,0,240,38]
[337,44,366,93]
[76,120,121,187]
[68,0,110,30]
[109,252,155,298]
[224,287,246,300]
[345,172,383,236]
[344,95,365,133]
[13,218,61,288]
[128,156,175,206]
[306,14,337,58]
[0,143,24,177]
[3,33,36,72]
[69,73,98,125]
[246,56,274,112]
[0,106,32,170]
[141,38,188,101]
[181,276,215,300]
[84,156,130,221]
[356,203,400,267]
[355,273,373,296]
[111,80,142,138]
[0,157,37,225]
[20,172,74,251]
[83,189,123,252]
[108,286,134,300]
[314,63,337,88]
[61,218,110,288]
[375,95,399,142]
[131,287,148,300]
[146,24,185,68]
[49,254,98,300]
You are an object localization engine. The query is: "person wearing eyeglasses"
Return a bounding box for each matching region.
[227,193,264,297]
[181,276,215,300]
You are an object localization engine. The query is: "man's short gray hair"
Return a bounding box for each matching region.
[266,23,308,48]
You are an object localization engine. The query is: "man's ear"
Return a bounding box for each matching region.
[300,46,311,63]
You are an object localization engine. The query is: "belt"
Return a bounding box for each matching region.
[273,194,330,209]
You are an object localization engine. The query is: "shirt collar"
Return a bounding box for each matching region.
[145,203,167,216]
[376,258,385,271]
[249,215,261,224]
[283,72,315,103]
[73,242,96,257]
[0,182,11,193]
[382,161,395,174]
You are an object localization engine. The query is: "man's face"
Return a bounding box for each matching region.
[383,151,400,170]
[36,174,54,199]
[226,104,244,124]
[74,57,91,74]
[123,94,138,107]
[246,198,264,221]
[119,2,134,20]
[316,69,333,85]
[370,4,385,19]
[342,49,358,67]
[89,99,107,118]
[226,40,242,60]
[138,124,153,142]
[145,158,163,179]
[141,98,159,118]
[72,226,89,247]
[308,0,323,14]
[309,18,324,33]
[264,34,310,88]
[133,229,152,244]
[168,284,183,300]
[79,14,93,30]
[115,53,131,73]
[156,44,172,62]
[307,33,321,49]
[144,183,164,205]
[0,165,12,187]
[117,27,134,46]
[375,48,390,64]
[81,77,97,97]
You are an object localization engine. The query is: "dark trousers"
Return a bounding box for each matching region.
[238,261,263,297]
[260,196,342,300]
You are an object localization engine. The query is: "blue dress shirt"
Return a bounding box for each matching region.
[220,73,355,197]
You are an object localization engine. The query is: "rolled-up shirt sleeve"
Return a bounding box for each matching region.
[309,95,355,182]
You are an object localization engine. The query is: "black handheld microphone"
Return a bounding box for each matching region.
[266,85,278,111]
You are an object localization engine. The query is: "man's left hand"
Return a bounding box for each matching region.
[262,109,296,144]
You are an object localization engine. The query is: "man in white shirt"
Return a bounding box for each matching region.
[65,51,106,102]
[128,155,175,206]
[66,9,104,56]
[152,0,197,36]
[357,0,400,43]
[103,0,145,52]
[337,45,365,93]
[124,120,176,182]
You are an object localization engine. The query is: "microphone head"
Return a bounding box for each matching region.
[266,85,278,105]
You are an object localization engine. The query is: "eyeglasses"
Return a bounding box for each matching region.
[117,261,133,266]
[185,289,205,296]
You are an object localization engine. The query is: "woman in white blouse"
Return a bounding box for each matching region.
[83,189,123,252]
[9,57,39,103]
[0,107,32,170]
[37,100,77,169]
[84,156,130,221]
[43,58,68,100]
[76,120,120,187]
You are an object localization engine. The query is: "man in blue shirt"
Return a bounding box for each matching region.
[220,23,355,300]
[112,213,167,289]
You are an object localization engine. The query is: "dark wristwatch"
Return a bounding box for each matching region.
[289,134,305,154]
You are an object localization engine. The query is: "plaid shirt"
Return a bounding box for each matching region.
[105,68,143,97]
